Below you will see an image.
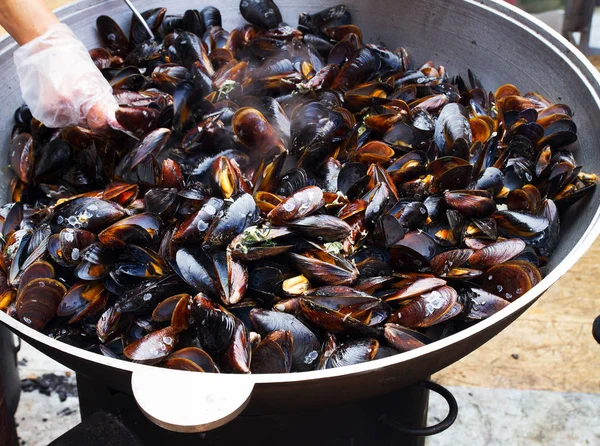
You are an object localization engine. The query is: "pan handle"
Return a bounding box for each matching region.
[379,380,458,436]
[131,368,255,433]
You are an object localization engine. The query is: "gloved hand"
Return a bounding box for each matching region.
[13,23,118,131]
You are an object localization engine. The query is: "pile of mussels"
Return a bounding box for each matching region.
[1,1,596,373]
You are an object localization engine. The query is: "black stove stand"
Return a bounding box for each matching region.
[49,374,457,446]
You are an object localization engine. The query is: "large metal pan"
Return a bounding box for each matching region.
[0,0,599,433]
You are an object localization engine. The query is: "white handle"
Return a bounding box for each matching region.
[131,368,255,433]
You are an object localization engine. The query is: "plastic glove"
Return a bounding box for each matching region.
[13,23,118,131]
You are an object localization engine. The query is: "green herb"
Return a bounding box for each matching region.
[357,115,370,137]
[240,226,273,246]
[324,241,344,255]
[217,80,239,100]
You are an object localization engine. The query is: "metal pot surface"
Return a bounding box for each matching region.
[0,0,599,433]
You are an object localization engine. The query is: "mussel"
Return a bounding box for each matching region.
[0,0,593,377]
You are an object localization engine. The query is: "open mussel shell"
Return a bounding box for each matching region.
[254,191,282,216]
[232,107,284,156]
[47,234,70,266]
[152,293,191,323]
[162,347,219,373]
[191,293,251,373]
[353,275,396,294]
[59,228,96,264]
[365,182,391,229]
[353,141,395,165]
[457,286,510,321]
[249,309,321,372]
[286,215,352,242]
[383,323,428,353]
[160,159,184,190]
[17,278,67,331]
[192,293,237,351]
[389,201,428,231]
[203,193,258,249]
[253,147,287,194]
[390,231,437,269]
[298,297,378,336]
[250,329,294,374]
[2,202,23,241]
[153,293,193,333]
[82,241,118,266]
[479,260,542,301]
[288,249,358,286]
[316,332,338,370]
[57,281,108,324]
[468,239,525,269]
[96,15,130,57]
[10,133,34,184]
[172,197,224,245]
[174,249,216,297]
[96,306,126,343]
[429,250,473,276]
[213,251,248,306]
[325,338,379,369]
[116,275,186,314]
[144,188,179,217]
[383,276,447,302]
[240,0,282,29]
[299,286,388,335]
[50,198,127,233]
[246,262,293,303]
[15,261,54,300]
[428,157,474,193]
[0,289,17,311]
[389,286,459,328]
[103,182,139,207]
[98,213,161,248]
[4,229,28,282]
[219,318,251,374]
[211,156,243,199]
[304,286,389,323]
[123,326,178,365]
[274,167,309,197]
[130,7,166,44]
[443,190,495,218]
[387,151,427,184]
[492,210,549,238]
[229,226,293,261]
[267,186,325,223]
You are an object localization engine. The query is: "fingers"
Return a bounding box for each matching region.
[14,23,119,131]
[87,100,119,133]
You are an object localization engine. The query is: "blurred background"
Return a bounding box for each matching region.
[0,1,599,445]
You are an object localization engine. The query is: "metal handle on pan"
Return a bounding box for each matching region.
[379,380,458,437]
[131,368,255,433]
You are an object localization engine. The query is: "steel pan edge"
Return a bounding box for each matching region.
[0,0,598,415]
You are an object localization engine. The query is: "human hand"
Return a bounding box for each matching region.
[13,23,118,131]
